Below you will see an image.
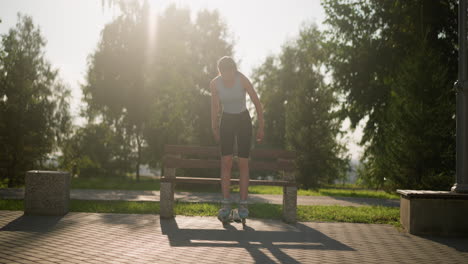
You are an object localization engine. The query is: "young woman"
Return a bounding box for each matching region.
[210,56,264,222]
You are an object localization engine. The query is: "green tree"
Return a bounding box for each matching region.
[0,14,72,187]
[59,122,130,178]
[252,55,287,149]
[142,5,234,176]
[189,9,235,146]
[82,2,234,178]
[253,24,349,188]
[83,0,150,181]
[322,0,457,190]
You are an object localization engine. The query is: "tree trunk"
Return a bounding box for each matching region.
[8,155,17,188]
[136,128,141,182]
[7,166,13,188]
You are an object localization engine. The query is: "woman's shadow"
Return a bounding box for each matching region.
[160,217,354,264]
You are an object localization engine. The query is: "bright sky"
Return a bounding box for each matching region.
[0,0,363,160]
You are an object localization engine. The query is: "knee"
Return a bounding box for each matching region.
[238,158,249,170]
[221,155,233,169]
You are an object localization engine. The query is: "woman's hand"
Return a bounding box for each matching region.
[240,73,265,144]
[256,126,264,143]
[210,80,221,143]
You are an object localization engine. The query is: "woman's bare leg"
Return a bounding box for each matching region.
[221,155,233,199]
[238,157,249,200]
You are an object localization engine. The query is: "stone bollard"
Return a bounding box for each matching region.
[282,170,297,224]
[283,186,297,224]
[160,180,174,218]
[24,170,71,216]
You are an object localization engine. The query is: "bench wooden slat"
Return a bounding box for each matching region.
[161,176,296,186]
[164,145,296,159]
[164,156,219,169]
[251,148,297,159]
[165,145,219,157]
[163,156,296,171]
[251,160,296,171]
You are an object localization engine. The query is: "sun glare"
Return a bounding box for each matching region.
[145,2,158,67]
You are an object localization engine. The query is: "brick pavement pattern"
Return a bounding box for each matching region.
[0,211,467,263]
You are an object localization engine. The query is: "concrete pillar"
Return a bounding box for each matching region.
[282,170,297,224]
[283,186,297,224]
[160,181,174,218]
[160,155,178,218]
[24,170,70,216]
[453,0,468,193]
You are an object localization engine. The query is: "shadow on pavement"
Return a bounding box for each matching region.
[160,217,355,263]
[0,214,64,232]
[0,213,74,252]
[419,235,468,252]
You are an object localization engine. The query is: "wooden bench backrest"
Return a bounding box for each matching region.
[163,144,296,172]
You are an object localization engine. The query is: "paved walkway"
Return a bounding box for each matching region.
[0,188,399,207]
[0,210,467,263]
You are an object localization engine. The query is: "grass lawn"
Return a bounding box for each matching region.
[0,199,400,227]
[69,176,399,200]
[232,185,399,199]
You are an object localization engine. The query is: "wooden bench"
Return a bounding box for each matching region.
[160,144,298,223]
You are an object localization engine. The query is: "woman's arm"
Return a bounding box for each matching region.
[210,79,221,142]
[240,73,264,142]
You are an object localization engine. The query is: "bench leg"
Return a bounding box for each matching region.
[283,186,297,224]
[160,181,174,218]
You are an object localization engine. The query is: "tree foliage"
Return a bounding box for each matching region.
[0,14,72,187]
[74,1,234,178]
[59,122,131,178]
[252,24,349,188]
[322,0,457,190]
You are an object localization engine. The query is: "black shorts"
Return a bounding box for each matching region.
[219,110,252,158]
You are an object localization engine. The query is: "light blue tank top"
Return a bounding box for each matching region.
[216,72,247,114]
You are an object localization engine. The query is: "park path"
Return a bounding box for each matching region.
[0,210,467,263]
[0,188,399,207]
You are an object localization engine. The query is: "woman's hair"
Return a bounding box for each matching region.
[217,56,237,74]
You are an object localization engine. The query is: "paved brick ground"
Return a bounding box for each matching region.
[0,210,466,263]
[0,188,400,207]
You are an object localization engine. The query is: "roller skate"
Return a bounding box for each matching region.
[230,208,242,223]
[238,199,249,226]
[217,198,232,226]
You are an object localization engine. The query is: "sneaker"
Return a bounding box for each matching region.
[238,200,249,219]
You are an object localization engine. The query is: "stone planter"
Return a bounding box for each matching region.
[24,170,71,216]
